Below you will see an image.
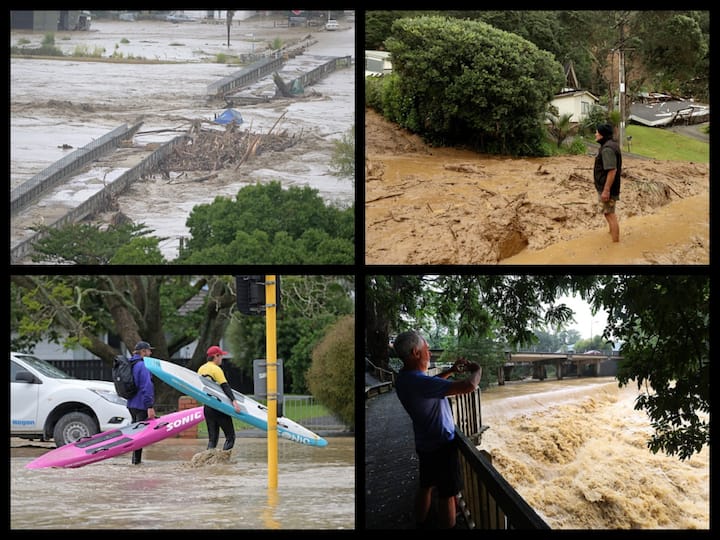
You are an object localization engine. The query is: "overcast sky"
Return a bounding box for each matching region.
[557,294,608,339]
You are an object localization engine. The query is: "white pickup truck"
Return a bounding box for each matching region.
[10,352,132,447]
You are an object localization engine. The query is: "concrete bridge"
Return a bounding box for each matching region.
[500,351,621,383]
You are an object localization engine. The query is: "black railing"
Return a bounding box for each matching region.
[46,359,113,381]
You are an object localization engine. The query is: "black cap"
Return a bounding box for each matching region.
[597,123,614,139]
[134,341,154,351]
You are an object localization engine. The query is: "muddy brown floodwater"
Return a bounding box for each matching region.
[478,377,709,529]
[10,436,354,530]
[365,108,709,265]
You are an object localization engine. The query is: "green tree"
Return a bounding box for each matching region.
[366,275,577,373]
[10,275,236,403]
[178,181,354,264]
[29,222,167,265]
[380,15,565,155]
[365,10,429,50]
[531,328,581,353]
[306,314,355,430]
[631,12,708,96]
[546,111,578,149]
[590,275,709,460]
[226,275,355,394]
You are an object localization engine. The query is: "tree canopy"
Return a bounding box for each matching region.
[365,274,708,460]
[178,181,354,264]
[366,10,709,102]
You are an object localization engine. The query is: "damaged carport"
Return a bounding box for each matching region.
[629,98,710,127]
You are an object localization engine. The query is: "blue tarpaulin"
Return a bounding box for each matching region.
[214,108,244,125]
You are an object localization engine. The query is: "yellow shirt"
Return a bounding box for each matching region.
[198,361,228,384]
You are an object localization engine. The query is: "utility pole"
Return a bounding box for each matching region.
[618,20,626,146]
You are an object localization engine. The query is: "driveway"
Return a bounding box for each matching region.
[666,122,709,142]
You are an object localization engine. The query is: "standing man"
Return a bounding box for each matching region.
[198,345,242,451]
[393,330,482,529]
[127,341,156,465]
[594,122,622,242]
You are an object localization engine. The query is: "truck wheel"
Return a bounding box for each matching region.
[53,412,98,447]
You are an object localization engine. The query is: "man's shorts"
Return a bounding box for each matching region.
[417,438,463,498]
[597,194,619,214]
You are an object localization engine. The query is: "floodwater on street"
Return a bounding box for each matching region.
[10,14,355,261]
[10,436,354,530]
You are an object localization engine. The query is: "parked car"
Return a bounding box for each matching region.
[118,12,137,22]
[10,352,132,447]
[325,19,339,31]
[165,11,193,23]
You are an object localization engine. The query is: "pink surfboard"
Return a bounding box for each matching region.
[25,406,205,469]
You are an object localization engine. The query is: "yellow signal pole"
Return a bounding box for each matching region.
[265,275,278,489]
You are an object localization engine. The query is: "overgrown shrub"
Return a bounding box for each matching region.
[306,314,354,431]
[381,15,565,156]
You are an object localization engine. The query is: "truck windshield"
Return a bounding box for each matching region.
[13,354,74,379]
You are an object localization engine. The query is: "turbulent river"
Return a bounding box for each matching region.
[478,376,709,529]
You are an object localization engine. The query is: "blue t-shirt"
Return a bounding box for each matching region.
[395,369,455,452]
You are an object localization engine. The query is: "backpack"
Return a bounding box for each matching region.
[112,355,140,399]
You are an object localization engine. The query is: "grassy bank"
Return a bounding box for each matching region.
[623,124,709,163]
[583,123,709,163]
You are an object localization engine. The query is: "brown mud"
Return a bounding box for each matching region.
[365,108,709,265]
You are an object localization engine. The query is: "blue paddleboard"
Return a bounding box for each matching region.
[144,357,328,447]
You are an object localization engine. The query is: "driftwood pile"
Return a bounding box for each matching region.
[163,112,300,173]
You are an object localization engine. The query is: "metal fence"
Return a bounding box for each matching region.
[46,358,112,381]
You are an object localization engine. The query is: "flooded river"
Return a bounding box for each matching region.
[478,377,709,529]
[11,436,354,530]
[10,17,355,262]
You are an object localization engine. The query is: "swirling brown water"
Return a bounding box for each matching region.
[478,377,709,529]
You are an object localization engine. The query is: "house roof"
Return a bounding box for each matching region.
[553,89,599,102]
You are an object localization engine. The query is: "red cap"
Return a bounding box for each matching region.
[206,345,229,357]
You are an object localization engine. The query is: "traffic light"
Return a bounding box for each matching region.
[235,275,282,315]
[235,276,280,315]
[236,275,265,315]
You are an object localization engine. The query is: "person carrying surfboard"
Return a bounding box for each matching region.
[127,340,157,465]
[393,330,482,529]
[198,346,242,451]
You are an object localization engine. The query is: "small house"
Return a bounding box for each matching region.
[365,50,392,77]
[550,89,599,124]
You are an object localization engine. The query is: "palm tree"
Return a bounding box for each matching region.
[546,112,578,148]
